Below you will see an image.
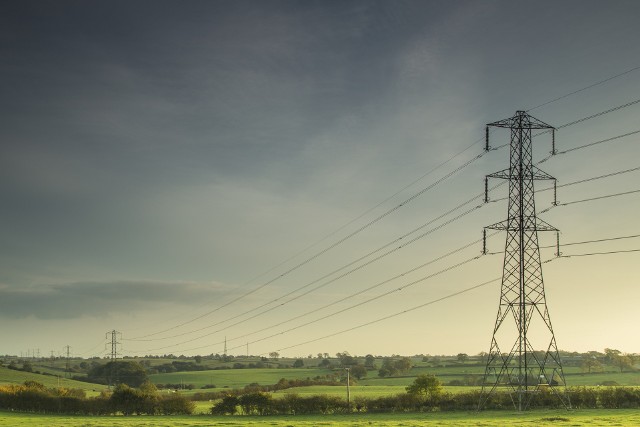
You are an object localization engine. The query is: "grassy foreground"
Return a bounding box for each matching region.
[2,410,640,426]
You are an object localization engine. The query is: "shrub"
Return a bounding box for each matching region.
[211,394,239,415]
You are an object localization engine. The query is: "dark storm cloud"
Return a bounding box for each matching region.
[0,0,455,290]
[0,280,231,320]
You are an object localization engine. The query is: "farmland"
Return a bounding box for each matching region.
[2,409,640,426]
[2,352,639,396]
[1,351,639,424]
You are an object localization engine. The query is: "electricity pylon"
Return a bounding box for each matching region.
[105,330,122,387]
[478,111,570,411]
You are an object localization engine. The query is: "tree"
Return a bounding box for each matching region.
[378,357,400,377]
[110,383,145,415]
[378,366,392,378]
[393,357,412,373]
[376,356,411,377]
[211,394,238,415]
[405,374,443,403]
[581,356,603,374]
[612,354,634,373]
[268,352,279,359]
[604,348,621,364]
[456,353,469,363]
[87,361,148,388]
[292,359,304,368]
[239,392,272,415]
[364,354,376,369]
[350,365,367,380]
[339,353,356,367]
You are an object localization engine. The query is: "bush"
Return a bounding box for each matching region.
[158,394,195,415]
[211,394,239,415]
[239,392,273,415]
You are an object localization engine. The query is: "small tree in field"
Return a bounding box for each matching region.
[406,374,442,403]
[350,365,367,380]
[581,356,603,374]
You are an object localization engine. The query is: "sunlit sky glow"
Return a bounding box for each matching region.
[1,0,640,359]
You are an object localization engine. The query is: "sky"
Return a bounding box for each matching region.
[1,0,640,360]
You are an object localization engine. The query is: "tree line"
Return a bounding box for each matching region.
[0,380,193,415]
[210,374,640,415]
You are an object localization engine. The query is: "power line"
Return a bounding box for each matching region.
[130,160,640,352]
[556,97,640,130]
[558,189,640,206]
[560,248,640,257]
[126,85,640,342]
[76,340,108,357]
[129,230,500,355]
[260,239,637,356]
[226,235,498,349]
[132,224,639,356]
[141,250,489,356]
[129,202,487,350]
[130,147,487,341]
[130,169,638,354]
[557,129,640,155]
[540,233,640,249]
[271,277,502,354]
[229,254,484,353]
[129,177,509,344]
[535,100,640,164]
[128,78,640,353]
[526,65,640,112]
[555,166,640,188]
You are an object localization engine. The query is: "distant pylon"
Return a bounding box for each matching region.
[478,111,570,411]
[105,330,122,387]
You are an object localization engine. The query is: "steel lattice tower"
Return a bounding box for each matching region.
[105,330,122,387]
[478,111,570,411]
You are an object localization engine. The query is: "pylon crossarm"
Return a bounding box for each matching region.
[535,218,558,232]
[488,111,554,130]
[531,166,555,180]
[486,220,509,230]
[487,169,511,180]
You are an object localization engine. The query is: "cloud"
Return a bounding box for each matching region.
[0,280,233,320]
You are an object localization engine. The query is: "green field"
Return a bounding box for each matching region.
[3,358,640,401]
[0,366,106,395]
[149,367,334,389]
[2,409,640,426]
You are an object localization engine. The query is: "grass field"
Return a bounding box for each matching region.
[4,362,640,402]
[2,409,640,426]
[0,366,106,395]
[149,367,335,390]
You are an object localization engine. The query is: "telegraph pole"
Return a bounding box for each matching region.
[344,367,351,406]
[64,345,71,378]
[478,111,569,411]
